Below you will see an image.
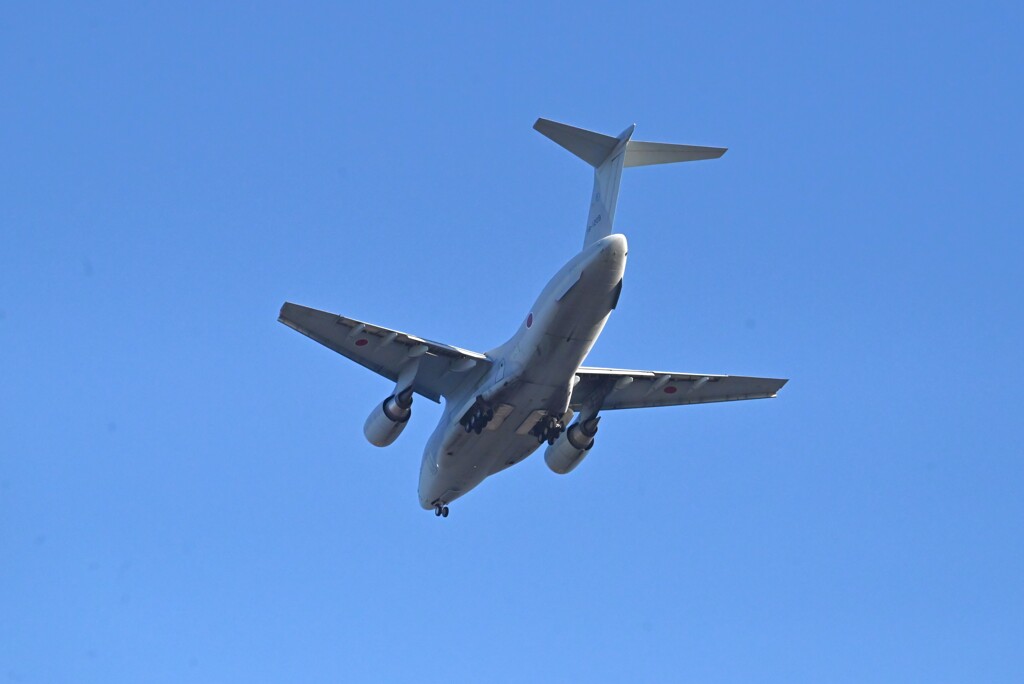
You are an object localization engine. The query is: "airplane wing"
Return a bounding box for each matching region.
[278,302,491,402]
[570,366,787,411]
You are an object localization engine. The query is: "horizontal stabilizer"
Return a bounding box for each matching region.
[533,118,619,167]
[625,141,727,167]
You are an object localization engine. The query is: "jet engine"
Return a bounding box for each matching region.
[363,387,414,447]
[544,417,600,474]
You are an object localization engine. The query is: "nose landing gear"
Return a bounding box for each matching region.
[460,396,494,435]
[433,504,450,518]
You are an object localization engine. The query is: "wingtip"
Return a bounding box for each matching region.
[278,301,297,324]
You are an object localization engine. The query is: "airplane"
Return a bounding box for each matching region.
[279,117,787,517]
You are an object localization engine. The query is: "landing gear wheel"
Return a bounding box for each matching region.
[533,414,565,445]
[434,505,442,517]
[460,396,495,435]
[441,506,449,517]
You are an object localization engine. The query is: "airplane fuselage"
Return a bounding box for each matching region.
[279,117,784,517]
[417,233,628,509]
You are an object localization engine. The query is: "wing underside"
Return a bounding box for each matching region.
[278,302,490,402]
[570,366,787,411]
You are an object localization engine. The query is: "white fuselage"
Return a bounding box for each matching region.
[418,233,628,509]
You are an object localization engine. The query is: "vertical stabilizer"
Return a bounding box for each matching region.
[534,118,727,249]
[584,124,634,248]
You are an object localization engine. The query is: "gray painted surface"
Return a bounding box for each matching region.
[280,119,787,512]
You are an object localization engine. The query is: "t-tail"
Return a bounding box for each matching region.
[533,118,727,249]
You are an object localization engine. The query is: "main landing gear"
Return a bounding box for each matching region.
[459,396,494,435]
[434,504,450,518]
[530,414,565,446]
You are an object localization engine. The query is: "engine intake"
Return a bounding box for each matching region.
[363,387,414,447]
[544,417,600,474]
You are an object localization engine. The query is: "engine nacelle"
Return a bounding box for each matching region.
[363,388,413,447]
[544,417,599,475]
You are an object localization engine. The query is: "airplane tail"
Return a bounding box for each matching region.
[533,118,727,249]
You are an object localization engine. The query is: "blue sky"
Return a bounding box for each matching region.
[2,1,1022,681]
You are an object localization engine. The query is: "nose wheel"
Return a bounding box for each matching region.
[433,504,450,518]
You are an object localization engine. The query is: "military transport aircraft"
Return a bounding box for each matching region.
[279,118,787,517]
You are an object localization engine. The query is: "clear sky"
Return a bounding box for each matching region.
[2,2,1022,682]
